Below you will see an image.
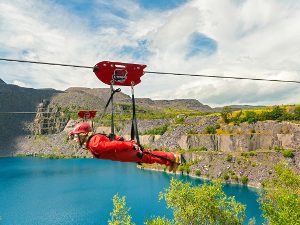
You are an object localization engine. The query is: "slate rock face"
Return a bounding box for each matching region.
[0,81,60,156]
[0,78,6,84]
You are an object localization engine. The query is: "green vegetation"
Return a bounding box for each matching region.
[109,163,300,225]
[259,163,300,225]
[282,149,295,158]
[241,176,249,185]
[222,105,300,124]
[274,147,295,158]
[110,179,246,225]
[181,146,208,153]
[240,152,257,157]
[225,154,233,162]
[143,125,169,135]
[178,163,191,174]
[93,106,207,127]
[195,170,201,176]
[220,106,232,124]
[187,129,198,135]
[174,117,185,124]
[204,124,220,134]
[223,174,230,181]
[108,194,135,225]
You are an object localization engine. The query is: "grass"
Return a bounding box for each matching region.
[143,125,169,135]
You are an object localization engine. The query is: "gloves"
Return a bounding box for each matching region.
[133,143,143,159]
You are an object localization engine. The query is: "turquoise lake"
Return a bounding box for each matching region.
[0,157,264,224]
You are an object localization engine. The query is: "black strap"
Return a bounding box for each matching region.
[98,86,121,139]
[110,85,115,138]
[130,86,143,150]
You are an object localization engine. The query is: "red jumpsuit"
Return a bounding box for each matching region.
[86,134,174,166]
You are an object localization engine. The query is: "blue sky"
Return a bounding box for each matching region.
[0,0,300,106]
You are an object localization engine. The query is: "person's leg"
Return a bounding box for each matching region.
[140,150,179,167]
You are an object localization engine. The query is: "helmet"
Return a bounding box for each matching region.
[70,122,92,135]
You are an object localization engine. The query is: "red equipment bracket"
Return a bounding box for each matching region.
[78,110,97,120]
[93,61,147,86]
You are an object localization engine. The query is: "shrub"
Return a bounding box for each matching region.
[189,146,208,152]
[228,170,235,176]
[293,106,300,120]
[245,111,258,123]
[274,146,284,152]
[259,163,300,225]
[241,176,249,185]
[143,125,168,135]
[225,154,233,162]
[195,170,201,176]
[224,174,230,180]
[108,194,134,225]
[205,125,217,134]
[221,106,232,124]
[232,175,239,182]
[187,129,198,135]
[178,163,191,174]
[282,149,295,158]
[175,117,185,124]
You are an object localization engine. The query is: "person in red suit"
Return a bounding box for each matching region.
[69,122,181,172]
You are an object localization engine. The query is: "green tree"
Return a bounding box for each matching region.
[145,217,173,225]
[244,111,258,123]
[205,125,217,134]
[293,106,300,120]
[221,106,232,124]
[150,178,246,225]
[108,194,135,225]
[265,106,287,120]
[259,163,300,225]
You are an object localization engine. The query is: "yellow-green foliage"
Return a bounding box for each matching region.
[108,194,135,225]
[226,105,300,124]
[260,163,300,225]
[158,179,246,225]
[143,125,169,135]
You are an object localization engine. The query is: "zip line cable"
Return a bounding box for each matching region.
[1,57,300,84]
[0,58,93,69]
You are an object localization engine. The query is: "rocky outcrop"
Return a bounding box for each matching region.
[33,100,69,135]
[137,120,300,151]
[183,151,300,187]
[0,80,61,156]
[0,78,6,84]
[154,116,219,149]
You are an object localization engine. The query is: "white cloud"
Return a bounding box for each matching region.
[0,0,300,106]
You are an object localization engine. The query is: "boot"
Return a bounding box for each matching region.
[172,153,181,173]
[168,153,181,173]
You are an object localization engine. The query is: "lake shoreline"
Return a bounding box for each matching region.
[138,164,263,189]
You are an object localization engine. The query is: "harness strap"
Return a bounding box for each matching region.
[110,84,115,139]
[130,85,143,150]
[97,85,121,140]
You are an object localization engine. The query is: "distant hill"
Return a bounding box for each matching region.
[153,99,213,111]
[0,79,264,156]
[213,105,265,112]
[0,80,61,155]
[49,87,214,112]
[0,78,6,84]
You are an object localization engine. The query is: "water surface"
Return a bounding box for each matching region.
[0,157,263,224]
